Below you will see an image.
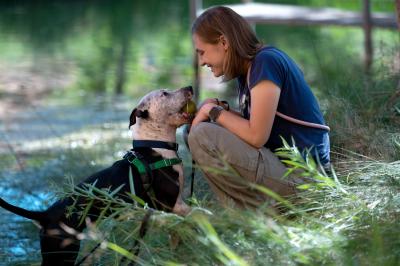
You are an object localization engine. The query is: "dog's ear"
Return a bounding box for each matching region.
[129,108,149,128]
[129,108,137,128]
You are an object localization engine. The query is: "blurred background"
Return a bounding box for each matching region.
[0,0,398,264]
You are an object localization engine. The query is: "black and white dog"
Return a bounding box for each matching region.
[0,86,193,265]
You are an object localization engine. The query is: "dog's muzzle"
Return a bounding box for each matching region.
[181,86,193,95]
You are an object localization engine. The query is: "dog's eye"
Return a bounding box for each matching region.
[162,91,169,96]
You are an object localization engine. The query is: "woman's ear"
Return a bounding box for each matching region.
[219,35,229,50]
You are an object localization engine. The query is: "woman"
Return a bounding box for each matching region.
[188,6,330,209]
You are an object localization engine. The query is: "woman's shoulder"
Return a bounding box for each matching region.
[251,46,289,73]
[254,46,287,62]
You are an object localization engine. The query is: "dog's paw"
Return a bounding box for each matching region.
[172,202,192,216]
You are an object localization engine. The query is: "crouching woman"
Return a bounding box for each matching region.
[188,6,330,209]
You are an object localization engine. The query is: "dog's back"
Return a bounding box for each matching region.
[0,150,180,227]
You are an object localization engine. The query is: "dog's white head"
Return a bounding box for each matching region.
[129,86,194,140]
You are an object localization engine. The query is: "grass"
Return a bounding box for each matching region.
[46,137,398,266]
[1,78,399,265]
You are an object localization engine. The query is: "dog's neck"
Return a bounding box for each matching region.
[131,123,179,159]
[131,123,177,143]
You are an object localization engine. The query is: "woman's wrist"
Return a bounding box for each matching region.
[209,105,225,122]
[214,98,230,111]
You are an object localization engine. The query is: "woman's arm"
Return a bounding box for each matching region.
[191,80,280,148]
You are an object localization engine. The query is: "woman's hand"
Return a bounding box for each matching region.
[191,103,217,128]
[198,98,219,109]
[192,81,280,149]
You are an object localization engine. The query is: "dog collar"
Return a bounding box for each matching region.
[132,140,178,151]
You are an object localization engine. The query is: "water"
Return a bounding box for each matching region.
[0,95,133,264]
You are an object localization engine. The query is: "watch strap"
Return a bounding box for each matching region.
[209,105,224,122]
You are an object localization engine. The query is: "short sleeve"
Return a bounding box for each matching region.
[249,49,286,90]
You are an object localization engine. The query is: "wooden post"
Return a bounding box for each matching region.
[394,0,400,102]
[362,0,372,73]
[190,0,202,102]
[115,37,129,95]
[396,0,400,29]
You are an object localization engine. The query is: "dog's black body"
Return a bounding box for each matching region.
[0,147,180,265]
[0,86,193,265]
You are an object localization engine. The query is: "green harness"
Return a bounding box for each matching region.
[125,154,182,175]
[123,141,182,197]
[76,141,183,266]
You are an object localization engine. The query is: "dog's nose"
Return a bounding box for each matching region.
[182,86,193,95]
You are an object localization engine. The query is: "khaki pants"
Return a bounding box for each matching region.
[187,122,299,209]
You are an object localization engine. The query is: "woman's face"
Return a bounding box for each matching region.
[193,33,228,77]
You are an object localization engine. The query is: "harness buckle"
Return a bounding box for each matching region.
[123,151,137,164]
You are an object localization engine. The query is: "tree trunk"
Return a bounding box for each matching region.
[362,0,372,73]
[395,0,400,97]
[115,37,129,95]
[190,0,201,102]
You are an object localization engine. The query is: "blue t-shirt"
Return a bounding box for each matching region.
[238,46,330,165]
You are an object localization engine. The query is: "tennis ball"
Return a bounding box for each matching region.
[182,100,197,114]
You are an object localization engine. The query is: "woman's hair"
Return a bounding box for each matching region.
[192,6,263,81]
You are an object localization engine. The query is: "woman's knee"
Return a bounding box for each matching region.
[188,122,214,151]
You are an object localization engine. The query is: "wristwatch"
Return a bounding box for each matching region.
[209,105,225,122]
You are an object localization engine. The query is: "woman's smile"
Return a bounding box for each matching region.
[193,33,226,77]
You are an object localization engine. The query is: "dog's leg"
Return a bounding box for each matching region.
[172,197,191,216]
[40,228,80,266]
[150,148,191,216]
[171,166,191,216]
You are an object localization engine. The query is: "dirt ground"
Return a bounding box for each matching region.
[0,61,75,119]
[0,60,78,158]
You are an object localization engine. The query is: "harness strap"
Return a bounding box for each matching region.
[246,64,330,131]
[190,160,195,198]
[124,152,182,175]
[128,165,136,196]
[124,151,182,210]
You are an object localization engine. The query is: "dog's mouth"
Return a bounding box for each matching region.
[179,99,197,120]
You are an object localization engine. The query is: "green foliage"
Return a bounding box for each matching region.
[0,0,194,98]
[51,138,398,266]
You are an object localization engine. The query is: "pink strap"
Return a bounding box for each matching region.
[246,65,330,132]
